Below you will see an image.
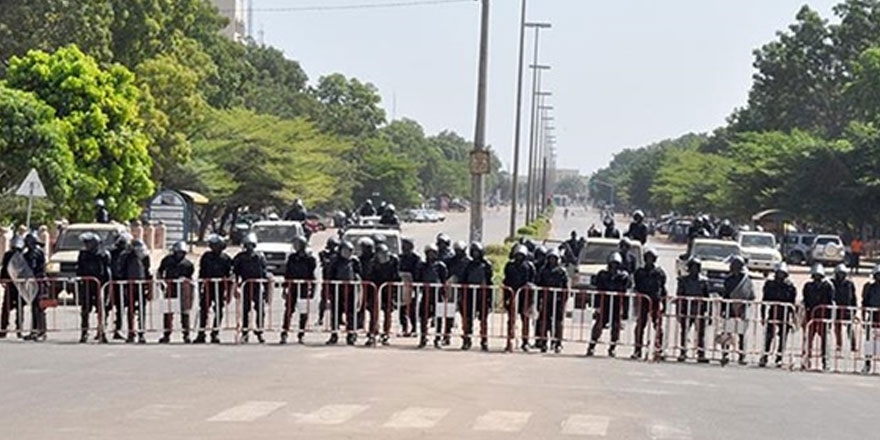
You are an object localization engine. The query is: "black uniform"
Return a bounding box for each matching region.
[503,257,536,349]
[535,261,568,349]
[365,254,400,339]
[803,278,834,365]
[0,249,23,337]
[96,206,110,223]
[197,250,233,340]
[379,212,400,227]
[284,207,307,222]
[633,264,667,357]
[232,250,269,336]
[625,222,648,244]
[460,257,493,343]
[761,279,796,363]
[603,226,621,239]
[416,257,449,341]
[676,274,710,359]
[398,250,422,334]
[863,281,880,327]
[358,203,376,217]
[118,250,151,341]
[157,253,195,341]
[317,245,337,325]
[283,250,317,337]
[831,277,857,351]
[589,267,631,353]
[326,254,361,340]
[76,247,111,336]
[446,252,469,284]
[106,242,128,336]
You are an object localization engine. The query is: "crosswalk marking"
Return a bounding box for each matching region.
[296,404,369,425]
[562,414,610,436]
[207,401,287,422]
[473,410,532,432]
[383,407,449,429]
[128,404,187,420]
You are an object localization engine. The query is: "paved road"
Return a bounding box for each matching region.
[2,341,879,440]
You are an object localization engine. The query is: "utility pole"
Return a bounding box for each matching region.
[540,121,555,212]
[524,23,550,224]
[508,0,528,240]
[469,0,490,244]
[536,108,553,216]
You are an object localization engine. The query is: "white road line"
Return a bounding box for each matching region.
[207,401,287,422]
[562,414,610,436]
[473,410,532,432]
[128,404,187,420]
[296,404,369,425]
[383,407,449,429]
[648,422,692,440]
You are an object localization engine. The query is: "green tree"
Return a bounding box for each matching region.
[555,175,586,199]
[4,45,154,221]
[315,73,386,138]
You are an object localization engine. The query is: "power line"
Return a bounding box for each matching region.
[218,0,472,13]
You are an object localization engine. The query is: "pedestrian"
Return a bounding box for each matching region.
[535,249,568,354]
[95,199,110,224]
[460,242,493,351]
[397,238,421,337]
[0,237,26,339]
[503,245,536,352]
[156,241,195,344]
[106,233,132,340]
[119,239,151,344]
[233,233,269,344]
[803,264,833,370]
[602,216,621,239]
[759,263,796,368]
[76,233,111,344]
[676,257,710,363]
[587,252,631,357]
[850,237,863,275]
[719,256,754,366]
[625,210,648,244]
[282,236,317,345]
[632,247,666,360]
[416,244,449,348]
[325,241,361,345]
[861,265,880,374]
[194,234,233,344]
[830,264,857,353]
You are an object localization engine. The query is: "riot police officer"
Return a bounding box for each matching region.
[760,262,796,367]
[830,263,857,353]
[416,244,449,348]
[717,219,736,240]
[861,265,880,374]
[618,238,637,275]
[76,233,111,344]
[358,199,377,217]
[803,263,833,370]
[565,231,585,264]
[233,233,269,344]
[195,234,233,344]
[316,236,340,327]
[282,236,317,344]
[535,249,568,354]
[379,204,400,227]
[625,210,648,244]
[503,245,536,352]
[326,241,361,345]
[157,241,195,344]
[95,198,110,223]
[632,248,666,360]
[436,233,454,263]
[107,232,132,340]
[284,199,307,221]
[0,238,25,338]
[587,252,631,357]
[676,257,709,363]
[720,256,754,366]
[120,239,151,344]
[398,238,422,336]
[602,216,621,239]
[22,233,47,341]
[532,245,548,273]
[446,241,470,283]
[365,244,399,346]
[460,242,493,351]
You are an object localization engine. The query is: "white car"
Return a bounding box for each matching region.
[250,221,305,275]
[46,223,129,279]
[809,234,846,266]
[676,239,743,293]
[571,238,643,289]
[737,231,782,276]
[342,226,402,255]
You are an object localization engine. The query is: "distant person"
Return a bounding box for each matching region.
[602,216,621,239]
[283,199,307,222]
[120,239,151,344]
[0,238,25,339]
[358,199,377,217]
[95,199,110,224]
[719,256,754,366]
[587,224,601,238]
[625,210,648,244]
[717,219,736,240]
[850,237,864,274]
[379,204,400,227]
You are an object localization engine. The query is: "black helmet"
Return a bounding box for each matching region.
[469,242,484,259]
[436,233,451,247]
[326,235,340,248]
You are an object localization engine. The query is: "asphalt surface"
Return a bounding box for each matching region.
[2,206,879,440]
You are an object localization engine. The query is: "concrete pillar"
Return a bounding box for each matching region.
[143,222,154,250]
[131,220,143,243]
[155,221,167,251]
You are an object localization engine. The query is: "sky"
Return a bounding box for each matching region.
[251,0,840,175]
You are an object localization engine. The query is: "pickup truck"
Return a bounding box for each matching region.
[571,238,643,289]
[676,239,743,293]
[250,220,306,275]
[737,231,782,276]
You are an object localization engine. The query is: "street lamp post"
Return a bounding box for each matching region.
[508,0,531,240]
[537,110,553,216]
[528,86,550,223]
[523,25,549,224]
[540,124,555,212]
[470,0,490,244]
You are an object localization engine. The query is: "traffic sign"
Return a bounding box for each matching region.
[16,168,47,198]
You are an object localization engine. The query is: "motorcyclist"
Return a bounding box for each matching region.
[503,245,536,352]
[625,210,648,244]
[156,241,195,344]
